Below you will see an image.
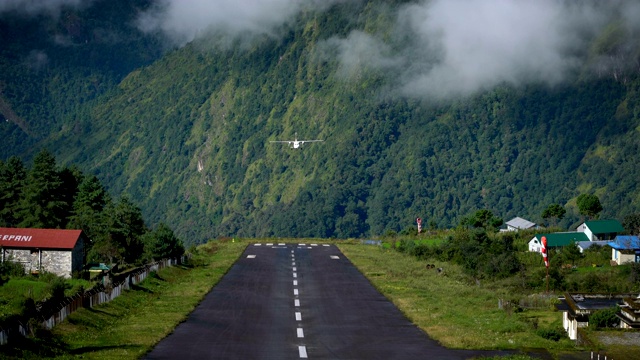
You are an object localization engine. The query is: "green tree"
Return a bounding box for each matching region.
[622,213,640,235]
[462,209,503,231]
[57,165,84,228]
[589,307,619,329]
[68,175,113,255]
[0,157,27,227]
[541,203,566,226]
[143,223,185,261]
[576,194,603,220]
[558,241,583,266]
[18,149,66,228]
[105,196,147,265]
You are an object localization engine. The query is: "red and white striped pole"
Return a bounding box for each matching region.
[416,217,422,234]
[541,236,549,292]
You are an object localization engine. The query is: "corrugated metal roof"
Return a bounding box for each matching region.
[533,232,590,247]
[506,217,536,229]
[608,235,640,250]
[584,219,624,234]
[0,228,83,249]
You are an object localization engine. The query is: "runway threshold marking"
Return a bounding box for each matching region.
[247,255,256,258]
[298,346,308,358]
[253,243,262,246]
[330,255,339,259]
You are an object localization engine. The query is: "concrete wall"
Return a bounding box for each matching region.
[612,248,637,265]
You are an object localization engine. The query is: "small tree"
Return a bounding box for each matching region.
[576,194,603,219]
[558,241,583,266]
[541,203,566,227]
[590,307,619,328]
[143,223,185,261]
[622,213,640,235]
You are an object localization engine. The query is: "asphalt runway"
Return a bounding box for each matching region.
[145,243,517,359]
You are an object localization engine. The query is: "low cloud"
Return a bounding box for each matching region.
[136,0,342,47]
[325,0,640,100]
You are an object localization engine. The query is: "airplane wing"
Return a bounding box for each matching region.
[270,140,292,143]
[300,140,323,143]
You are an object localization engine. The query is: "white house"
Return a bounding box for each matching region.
[576,219,624,241]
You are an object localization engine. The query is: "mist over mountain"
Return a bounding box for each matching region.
[1,0,640,244]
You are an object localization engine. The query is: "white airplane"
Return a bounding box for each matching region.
[270,132,323,149]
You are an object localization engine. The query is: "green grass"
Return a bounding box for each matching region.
[0,279,50,322]
[0,240,247,360]
[338,243,578,353]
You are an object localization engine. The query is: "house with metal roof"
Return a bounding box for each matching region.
[556,292,635,340]
[502,217,538,232]
[0,228,86,278]
[577,219,624,241]
[528,232,589,253]
[608,235,640,265]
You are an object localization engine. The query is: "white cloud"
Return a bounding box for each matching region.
[136,0,342,47]
[328,0,640,100]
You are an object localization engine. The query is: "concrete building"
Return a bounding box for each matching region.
[0,228,86,278]
[557,293,631,340]
[608,235,640,265]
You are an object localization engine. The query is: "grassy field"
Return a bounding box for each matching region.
[1,239,637,359]
[0,240,246,359]
[337,243,576,352]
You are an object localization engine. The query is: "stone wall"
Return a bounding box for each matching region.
[1,244,82,278]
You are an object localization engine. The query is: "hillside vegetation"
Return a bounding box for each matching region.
[1,0,640,244]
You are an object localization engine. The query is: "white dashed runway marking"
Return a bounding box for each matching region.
[295,312,302,321]
[247,255,256,259]
[299,346,308,358]
[295,299,300,307]
[297,328,304,338]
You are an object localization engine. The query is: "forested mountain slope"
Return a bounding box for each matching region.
[2,0,640,244]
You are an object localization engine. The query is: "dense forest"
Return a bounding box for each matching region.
[1,0,640,245]
[0,150,184,267]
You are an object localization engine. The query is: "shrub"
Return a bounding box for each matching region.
[535,326,566,341]
[589,307,619,329]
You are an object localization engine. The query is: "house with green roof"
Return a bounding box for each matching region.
[576,219,624,241]
[528,232,590,253]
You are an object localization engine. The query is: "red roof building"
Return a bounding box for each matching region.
[0,228,86,278]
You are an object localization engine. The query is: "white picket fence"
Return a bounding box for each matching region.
[0,257,182,345]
